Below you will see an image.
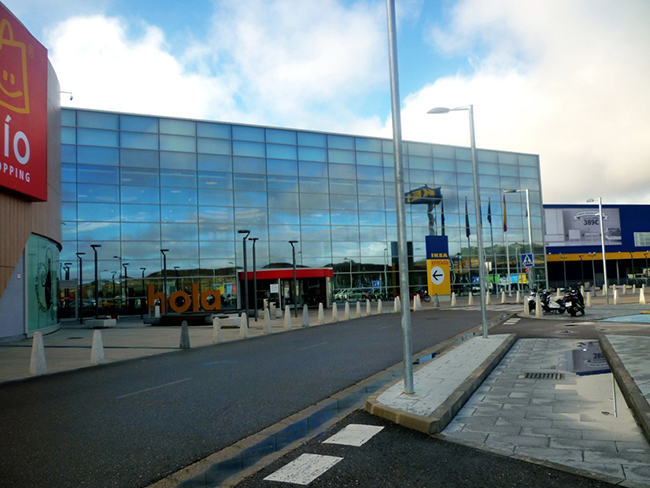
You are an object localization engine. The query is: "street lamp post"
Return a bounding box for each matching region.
[289,240,299,318]
[122,263,129,313]
[587,198,609,304]
[629,252,635,285]
[174,266,180,291]
[645,252,649,285]
[76,252,86,323]
[160,249,169,309]
[383,247,389,298]
[250,237,259,321]
[141,267,146,317]
[428,105,488,338]
[560,254,568,289]
[579,255,585,284]
[90,244,101,318]
[345,257,353,288]
[503,188,533,288]
[111,271,117,300]
[588,252,596,288]
[238,230,251,325]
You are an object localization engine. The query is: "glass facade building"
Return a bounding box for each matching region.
[60,108,544,314]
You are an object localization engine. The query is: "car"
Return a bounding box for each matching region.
[333,289,349,301]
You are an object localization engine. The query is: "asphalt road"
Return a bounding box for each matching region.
[235,409,616,488]
[0,309,502,488]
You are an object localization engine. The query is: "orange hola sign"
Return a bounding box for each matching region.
[147,284,221,314]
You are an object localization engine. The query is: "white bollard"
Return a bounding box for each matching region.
[640,289,646,305]
[485,293,491,306]
[29,331,47,376]
[265,308,273,334]
[468,292,473,306]
[180,320,191,349]
[154,305,161,318]
[302,304,310,327]
[318,303,325,325]
[356,301,361,318]
[239,313,249,339]
[501,291,506,304]
[515,290,521,303]
[522,297,530,316]
[434,293,440,308]
[344,302,351,320]
[622,284,627,295]
[450,292,456,307]
[377,299,383,314]
[556,288,561,298]
[212,316,222,343]
[586,292,591,307]
[613,289,619,305]
[366,299,371,316]
[90,330,106,365]
[535,294,542,318]
[412,295,418,311]
[332,303,339,322]
[284,306,292,330]
[633,284,636,294]
[394,296,401,312]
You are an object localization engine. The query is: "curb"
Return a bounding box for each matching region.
[365,333,517,435]
[599,334,650,444]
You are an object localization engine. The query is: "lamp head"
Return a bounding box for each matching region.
[238,229,251,239]
[250,237,259,242]
[160,249,169,253]
[91,244,102,250]
[123,262,130,267]
[76,252,85,257]
[427,107,450,114]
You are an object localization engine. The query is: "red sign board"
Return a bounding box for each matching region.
[0,5,48,201]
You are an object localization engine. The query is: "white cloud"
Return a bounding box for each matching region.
[397,0,650,205]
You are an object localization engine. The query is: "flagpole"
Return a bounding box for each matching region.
[488,198,495,296]
[503,192,511,296]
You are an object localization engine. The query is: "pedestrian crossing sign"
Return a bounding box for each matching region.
[522,253,534,268]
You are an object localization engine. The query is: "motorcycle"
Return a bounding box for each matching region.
[563,288,585,317]
[528,289,566,314]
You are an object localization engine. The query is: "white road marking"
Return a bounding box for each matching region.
[298,342,328,351]
[323,424,384,446]
[115,378,191,399]
[263,453,343,485]
[378,325,392,330]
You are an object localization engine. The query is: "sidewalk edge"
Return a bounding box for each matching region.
[365,333,517,435]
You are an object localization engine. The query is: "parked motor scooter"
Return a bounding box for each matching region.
[528,289,566,314]
[563,288,585,317]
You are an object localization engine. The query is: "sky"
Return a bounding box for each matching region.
[6,0,650,205]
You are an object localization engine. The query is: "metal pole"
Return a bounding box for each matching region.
[238,230,250,325]
[629,252,634,284]
[504,229,511,295]
[289,240,298,318]
[123,263,129,313]
[597,198,609,304]
[251,238,258,321]
[91,244,101,318]
[579,255,584,283]
[524,189,533,289]
[384,248,388,298]
[386,0,413,394]
[589,253,596,288]
[76,252,85,324]
[467,106,489,338]
[562,255,567,289]
[141,267,146,317]
[161,249,169,309]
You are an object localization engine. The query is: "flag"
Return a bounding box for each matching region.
[441,198,446,236]
[465,197,470,238]
[487,198,492,225]
[502,193,508,232]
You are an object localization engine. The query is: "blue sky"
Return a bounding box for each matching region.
[6,0,650,204]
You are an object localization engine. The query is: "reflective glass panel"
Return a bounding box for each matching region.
[62,164,76,182]
[197,138,231,155]
[77,222,120,240]
[198,189,233,206]
[356,151,382,166]
[120,114,158,133]
[121,204,160,222]
[77,111,118,129]
[298,146,327,162]
[77,146,119,166]
[78,165,119,184]
[268,175,298,192]
[160,135,195,153]
[269,209,299,224]
[267,144,297,160]
[199,224,234,241]
[269,224,300,241]
[161,205,198,223]
[328,164,355,179]
[235,207,267,225]
[162,223,198,241]
[62,144,76,163]
[78,203,119,222]
[329,179,356,195]
[297,132,326,147]
[328,149,354,164]
[121,223,161,241]
[121,132,158,150]
[267,159,297,176]
[161,170,197,188]
[120,148,159,168]
[197,122,231,139]
[77,184,119,203]
[329,194,357,210]
[77,128,119,147]
[234,174,266,191]
[198,154,232,172]
[160,152,196,170]
[160,187,197,205]
[234,190,267,208]
[233,126,264,142]
[266,129,296,144]
[331,210,358,225]
[268,191,298,209]
[300,193,329,209]
[301,226,330,241]
[121,167,159,186]
[160,118,195,136]
[300,210,329,225]
[355,138,382,152]
[299,177,328,194]
[199,172,232,189]
[61,183,76,202]
[199,206,234,223]
[121,186,159,204]
[61,203,76,221]
[61,127,76,144]
[233,156,266,174]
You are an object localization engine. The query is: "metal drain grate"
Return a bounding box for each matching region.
[523,372,565,380]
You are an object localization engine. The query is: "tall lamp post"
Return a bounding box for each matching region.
[111,271,117,300]
[76,252,85,324]
[122,262,130,313]
[383,247,389,298]
[503,188,533,288]
[588,252,596,289]
[345,257,353,288]
[174,266,180,291]
[250,237,259,321]
[587,198,609,304]
[579,255,585,284]
[238,230,251,325]
[160,248,169,309]
[629,252,635,285]
[560,254,568,289]
[289,240,299,318]
[140,267,147,317]
[90,244,102,318]
[644,251,649,285]
[428,104,488,338]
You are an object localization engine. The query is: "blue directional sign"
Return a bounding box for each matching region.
[522,253,534,268]
[372,280,381,288]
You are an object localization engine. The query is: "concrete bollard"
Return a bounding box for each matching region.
[265,308,273,334]
[485,292,491,306]
[501,291,506,304]
[556,288,561,298]
[90,330,106,365]
[613,289,619,305]
[332,303,339,322]
[468,292,473,306]
[535,294,542,318]
[284,306,292,330]
[633,284,636,294]
[434,293,440,308]
[366,299,371,316]
[344,302,351,320]
[356,301,361,318]
[302,304,310,327]
[450,292,456,307]
[180,320,191,349]
[212,316,222,343]
[29,331,47,376]
[640,289,646,305]
[515,290,521,303]
[154,305,161,318]
[586,292,591,307]
[318,303,325,325]
[622,285,627,295]
[377,299,383,314]
[412,295,418,311]
[522,297,529,316]
[394,296,401,312]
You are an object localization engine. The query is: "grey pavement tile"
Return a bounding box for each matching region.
[444,430,489,445]
[584,450,650,466]
[514,446,584,463]
[553,406,590,414]
[623,464,650,485]
[496,417,553,429]
[461,423,522,435]
[455,415,498,427]
[617,441,650,453]
[550,438,619,452]
[506,403,553,412]
[526,411,581,421]
[561,460,625,479]
[520,427,583,439]
[486,433,551,448]
[582,428,645,440]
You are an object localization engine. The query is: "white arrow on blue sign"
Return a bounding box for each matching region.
[522,253,534,268]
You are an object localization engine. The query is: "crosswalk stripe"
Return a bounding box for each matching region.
[323,424,384,446]
[263,453,343,485]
